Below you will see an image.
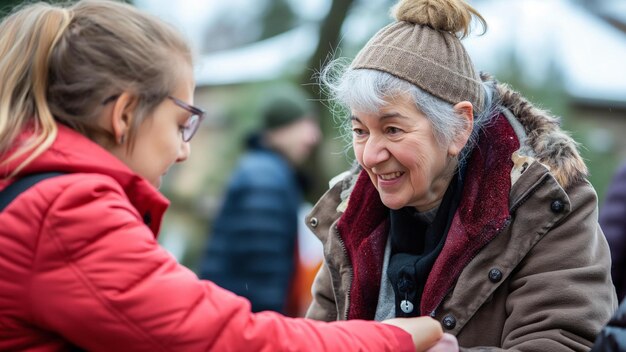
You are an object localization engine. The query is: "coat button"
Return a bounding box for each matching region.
[488,268,503,283]
[309,217,319,228]
[550,200,564,213]
[442,315,456,330]
[400,300,414,314]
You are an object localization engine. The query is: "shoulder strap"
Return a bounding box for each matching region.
[0,172,65,212]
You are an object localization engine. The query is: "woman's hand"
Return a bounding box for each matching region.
[425,333,459,352]
[382,316,443,351]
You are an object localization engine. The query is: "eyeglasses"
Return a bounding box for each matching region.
[168,96,206,142]
[101,94,206,142]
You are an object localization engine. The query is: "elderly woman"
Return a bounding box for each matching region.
[305,0,617,350]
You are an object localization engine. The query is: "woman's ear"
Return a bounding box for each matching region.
[110,92,139,145]
[448,101,474,157]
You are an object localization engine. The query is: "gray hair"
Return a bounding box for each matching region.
[320,59,497,165]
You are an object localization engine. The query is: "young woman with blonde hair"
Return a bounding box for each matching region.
[0,1,447,350]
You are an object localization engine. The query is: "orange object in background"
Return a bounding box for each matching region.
[285,246,322,317]
[285,204,324,317]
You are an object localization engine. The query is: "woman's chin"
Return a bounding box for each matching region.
[152,177,162,189]
[380,197,406,210]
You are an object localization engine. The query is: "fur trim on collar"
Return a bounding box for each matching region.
[483,73,588,189]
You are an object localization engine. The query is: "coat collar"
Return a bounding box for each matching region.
[487,73,587,190]
[1,123,169,236]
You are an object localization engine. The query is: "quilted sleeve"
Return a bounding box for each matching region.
[29,176,414,352]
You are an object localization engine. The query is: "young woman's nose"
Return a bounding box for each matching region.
[177,141,190,163]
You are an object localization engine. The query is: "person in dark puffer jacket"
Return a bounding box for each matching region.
[200,95,321,314]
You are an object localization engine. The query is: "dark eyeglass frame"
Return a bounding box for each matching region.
[167,95,206,142]
[101,94,206,142]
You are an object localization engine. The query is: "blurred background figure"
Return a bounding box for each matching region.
[600,162,626,302]
[199,93,322,315]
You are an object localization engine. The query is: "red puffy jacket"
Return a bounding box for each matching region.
[0,124,413,352]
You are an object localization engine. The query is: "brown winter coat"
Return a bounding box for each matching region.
[305,80,617,350]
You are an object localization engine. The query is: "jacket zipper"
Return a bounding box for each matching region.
[334,224,353,320]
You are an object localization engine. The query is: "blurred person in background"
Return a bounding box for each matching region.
[600,162,626,302]
[304,0,616,349]
[0,0,457,350]
[592,299,626,351]
[200,95,322,316]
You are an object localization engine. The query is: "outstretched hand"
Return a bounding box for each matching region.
[382,316,443,351]
[425,333,459,352]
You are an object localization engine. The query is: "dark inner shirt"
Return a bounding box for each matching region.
[387,171,463,317]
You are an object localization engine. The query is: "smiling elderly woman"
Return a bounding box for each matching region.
[304,0,617,350]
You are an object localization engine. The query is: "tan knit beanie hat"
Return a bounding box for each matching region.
[352,0,487,112]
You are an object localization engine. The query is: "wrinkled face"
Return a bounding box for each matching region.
[118,64,195,188]
[351,94,458,211]
[267,117,321,166]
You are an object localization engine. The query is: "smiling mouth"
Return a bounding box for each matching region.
[379,171,404,180]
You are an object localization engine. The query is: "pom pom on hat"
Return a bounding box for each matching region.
[392,0,482,39]
[351,0,487,112]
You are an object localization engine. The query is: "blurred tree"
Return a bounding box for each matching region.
[300,0,356,102]
[299,0,356,200]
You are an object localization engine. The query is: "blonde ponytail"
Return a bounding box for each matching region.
[0,4,72,176]
[0,0,191,178]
